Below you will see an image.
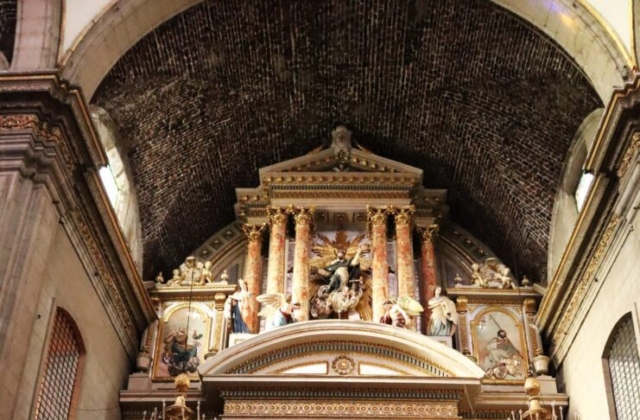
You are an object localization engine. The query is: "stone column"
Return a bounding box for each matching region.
[394,206,415,299]
[266,207,288,294]
[242,223,265,333]
[288,206,314,322]
[0,117,69,414]
[418,224,439,335]
[367,206,389,322]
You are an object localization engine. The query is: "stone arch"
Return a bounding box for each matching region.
[11,0,62,70]
[61,0,627,101]
[199,320,485,378]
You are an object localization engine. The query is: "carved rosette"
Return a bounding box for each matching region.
[242,223,266,333]
[288,206,315,321]
[266,207,288,295]
[367,206,389,322]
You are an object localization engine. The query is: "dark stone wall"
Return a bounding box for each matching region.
[0,0,16,62]
[93,0,602,281]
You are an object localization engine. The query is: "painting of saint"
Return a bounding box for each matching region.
[154,306,209,378]
[474,309,527,380]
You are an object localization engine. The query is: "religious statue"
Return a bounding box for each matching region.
[257,293,301,331]
[162,326,203,376]
[483,329,525,379]
[155,272,164,286]
[308,230,373,321]
[224,279,253,333]
[427,286,458,336]
[179,256,203,285]
[380,296,423,328]
[200,261,214,285]
[330,125,353,156]
[168,269,182,287]
[470,258,516,289]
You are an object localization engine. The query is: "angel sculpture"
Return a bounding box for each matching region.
[309,230,373,321]
[380,296,424,328]
[257,293,301,331]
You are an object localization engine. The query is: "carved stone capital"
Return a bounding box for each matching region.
[267,206,288,226]
[286,205,315,227]
[366,205,389,226]
[242,223,266,243]
[416,223,440,244]
[391,205,415,227]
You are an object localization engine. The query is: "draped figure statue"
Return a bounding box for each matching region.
[427,286,458,336]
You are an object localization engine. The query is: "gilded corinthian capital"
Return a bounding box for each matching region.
[391,205,415,226]
[286,206,315,227]
[242,223,266,242]
[416,223,439,244]
[267,206,288,226]
[366,206,388,226]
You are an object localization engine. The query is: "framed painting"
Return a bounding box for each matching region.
[471,307,528,382]
[153,303,212,380]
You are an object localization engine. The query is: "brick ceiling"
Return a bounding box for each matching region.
[93,0,602,282]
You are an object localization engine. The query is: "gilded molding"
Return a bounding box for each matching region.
[287,205,315,227]
[224,400,458,418]
[553,214,620,342]
[616,132,640,178]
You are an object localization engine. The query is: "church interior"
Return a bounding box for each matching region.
[0,0,639,419]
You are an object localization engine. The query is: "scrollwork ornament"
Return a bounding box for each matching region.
[617,132,640,178]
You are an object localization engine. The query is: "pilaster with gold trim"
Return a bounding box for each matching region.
[393,206,416,301]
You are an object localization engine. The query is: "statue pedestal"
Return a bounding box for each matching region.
[427,335,453,348]
[229,333,257,347]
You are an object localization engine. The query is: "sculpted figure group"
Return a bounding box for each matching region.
[156,257,228,287]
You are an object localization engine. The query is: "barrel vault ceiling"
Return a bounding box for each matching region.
[93,0,602,282]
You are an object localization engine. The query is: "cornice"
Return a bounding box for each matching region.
[0,72,156,358]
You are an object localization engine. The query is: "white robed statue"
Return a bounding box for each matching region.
[427,286,458,336]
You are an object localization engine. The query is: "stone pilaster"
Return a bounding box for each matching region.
[288,206,314,322]
[393,206,415,300]
[417,224,439,335]
[367,206,389,322]
[242,223,266,333]
[266,206,288,295]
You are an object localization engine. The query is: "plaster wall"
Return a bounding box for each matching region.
[12,225,131,420]
[562,209,640,419]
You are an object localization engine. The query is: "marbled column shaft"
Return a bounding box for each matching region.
[394,206,415,299]
[368,206,389,322]
[289,206,314,322]
[266,207,288,295]
[419,224,439,335]
[242,224,265,333]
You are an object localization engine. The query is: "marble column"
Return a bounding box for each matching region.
[418,224,439,335]
[242,223,265,333]
[288,206,314,322]
[394,206,415,299]
[266,207,288,295]
[367,206,389,322]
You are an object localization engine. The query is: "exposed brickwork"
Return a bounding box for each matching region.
[93,0,601,281]
[0,1,16,62]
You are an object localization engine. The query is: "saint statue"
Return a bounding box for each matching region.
[163,326,203,376]
[179,256,203,285]
[224,279,253,333]
[380,296,423,328]
[427,286,458,336]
